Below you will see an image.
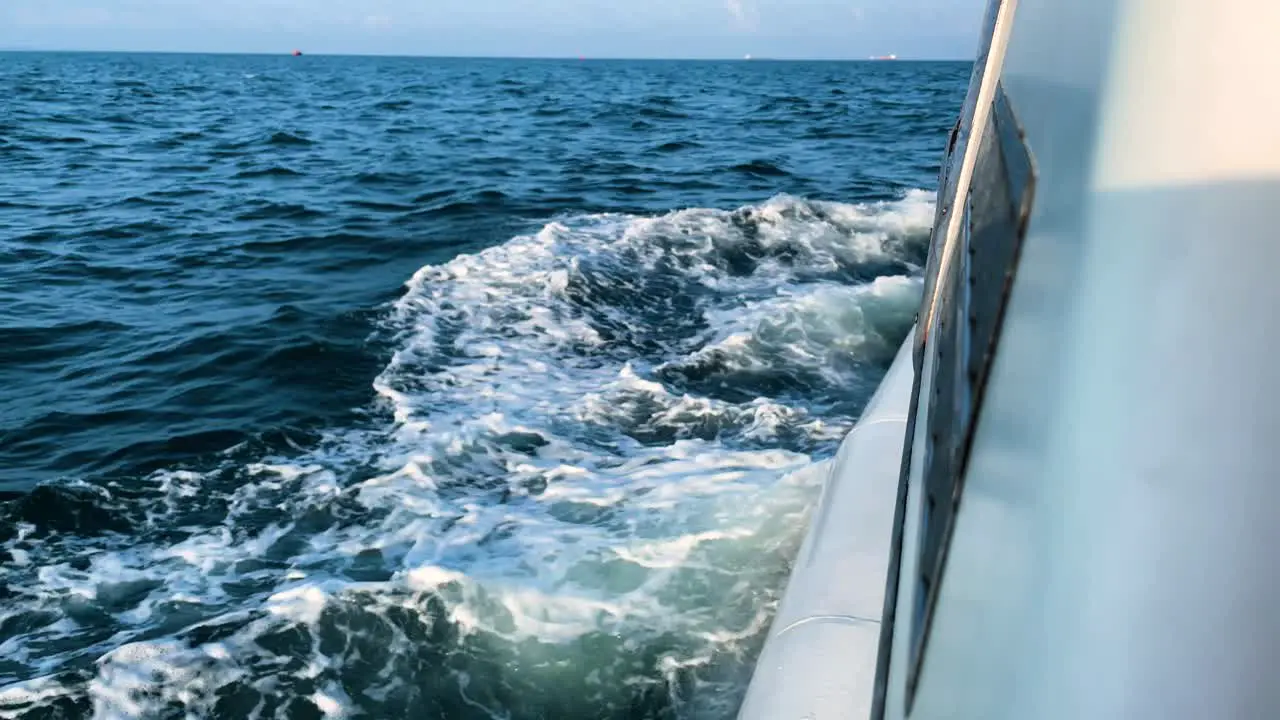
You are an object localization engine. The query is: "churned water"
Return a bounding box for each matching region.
[0,53,967,718]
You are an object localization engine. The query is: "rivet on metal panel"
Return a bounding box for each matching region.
[902,77,1038,712]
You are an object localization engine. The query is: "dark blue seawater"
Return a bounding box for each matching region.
[0,53,966,718]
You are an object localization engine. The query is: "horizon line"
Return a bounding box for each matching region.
[0,48,975,63]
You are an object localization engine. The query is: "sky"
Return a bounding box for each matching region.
[0,0,985,60]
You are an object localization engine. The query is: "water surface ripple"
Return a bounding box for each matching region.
[0,53,966,719]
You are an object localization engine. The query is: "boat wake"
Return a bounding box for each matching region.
[0,192,931,719]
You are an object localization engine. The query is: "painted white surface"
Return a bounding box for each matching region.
[1094,0,1280,189]
[737,335,913,720]
[906,0,1280,719]
[919,0,1021,347]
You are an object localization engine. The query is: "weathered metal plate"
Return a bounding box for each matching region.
[912,0,1007,371]
[904,79,1036,709]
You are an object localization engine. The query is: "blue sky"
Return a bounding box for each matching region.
[0,0,984,59]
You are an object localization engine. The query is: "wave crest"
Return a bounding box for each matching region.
[0,192,932,719]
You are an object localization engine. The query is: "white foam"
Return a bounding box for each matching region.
[89,640,247,720]
[0,192,933,717]
[0,678,69,715]
[311,683,353,719]
[685,274,923,388]
[265,585,329,625]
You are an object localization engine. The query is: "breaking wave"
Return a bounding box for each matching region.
[0,192,931,719]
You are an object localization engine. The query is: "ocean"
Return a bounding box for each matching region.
[0,53,967,718]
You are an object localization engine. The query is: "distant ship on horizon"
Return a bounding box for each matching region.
[870,54,897,60]
[292,49,303,57]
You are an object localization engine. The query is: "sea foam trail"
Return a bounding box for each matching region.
[0,192,932,719]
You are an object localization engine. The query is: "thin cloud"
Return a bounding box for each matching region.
[723,0,758,30]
